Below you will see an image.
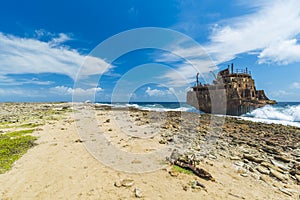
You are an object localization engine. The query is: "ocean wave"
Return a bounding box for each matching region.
[95,102,198,112]
[244,104,300,122]
[240,104,300,127]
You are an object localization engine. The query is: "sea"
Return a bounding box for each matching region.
[96,102,300,128]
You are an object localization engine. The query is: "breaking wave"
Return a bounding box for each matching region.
[241,104,300,127]
[95,102,199,113]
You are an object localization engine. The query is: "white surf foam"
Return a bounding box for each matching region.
[241,104,300,127]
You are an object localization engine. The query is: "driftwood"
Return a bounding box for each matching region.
[174,160,214,181]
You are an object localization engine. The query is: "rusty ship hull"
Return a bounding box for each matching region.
[187,64,276,116]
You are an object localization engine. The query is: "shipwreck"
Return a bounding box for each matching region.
[187,63,276,116]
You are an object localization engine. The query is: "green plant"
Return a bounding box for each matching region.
[0,131,37,174]
[173,165,193,175]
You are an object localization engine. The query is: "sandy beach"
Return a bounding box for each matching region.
[0,103,299,199]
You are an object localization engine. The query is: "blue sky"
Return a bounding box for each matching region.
[0,0,300,102]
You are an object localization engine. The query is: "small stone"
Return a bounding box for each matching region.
[108,128,112,131]
[208,154,217,159]
[121,179,135,187]
[134,188,143,198]
[234,161,244,167]
[169,170,179,177]
[105,119,110,123]
[241,173,248,177]
[230,156,240,161]
[237,168,247,174]
[183,185,189,191]
[114,180,122,187]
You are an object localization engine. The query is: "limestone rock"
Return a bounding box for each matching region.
[270,159,289,171]
[256,166,270,175]
[260,175,274,185]
[270,169,287,182]
[134,188,143,198]
[243,154,263,163]
[121,179,135,187]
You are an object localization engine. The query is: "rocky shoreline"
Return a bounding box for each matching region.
[95,104,300,198]
[0,103,299,199]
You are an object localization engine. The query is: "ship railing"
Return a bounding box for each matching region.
[234,69,251,75]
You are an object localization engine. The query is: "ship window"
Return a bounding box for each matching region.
[238,84,241,87]
[245,84,247,87]
[252,91,255,97]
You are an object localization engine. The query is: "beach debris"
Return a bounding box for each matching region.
[191,180,207,191]
[134,188,143,198]
[173,160,214,181]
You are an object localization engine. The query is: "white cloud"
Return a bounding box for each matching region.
[259,39,300,64]
[145,87,174,97]
[0,76,53,86]
[291,82,300,89]
[205,0,300,65]
[50,86,103,96]
[49,33,71,46]
[0,32,112,80]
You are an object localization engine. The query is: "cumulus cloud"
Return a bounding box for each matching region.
[145,87,174,97]
[205,0,300,64]
[50,86,103,96]
[258,39,300,64]
[0,32,112,80]
[291,82,300,89]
